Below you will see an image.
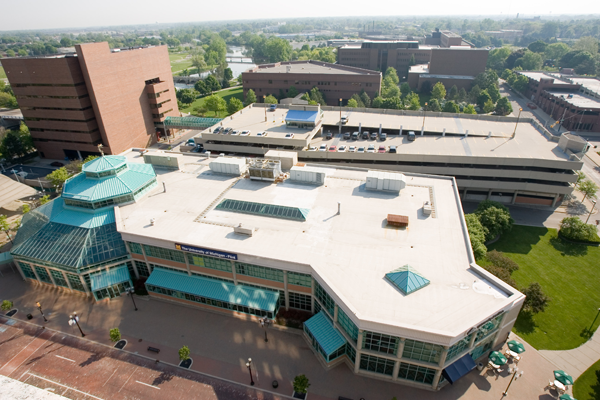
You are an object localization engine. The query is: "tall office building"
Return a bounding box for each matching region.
[3,42,179,159]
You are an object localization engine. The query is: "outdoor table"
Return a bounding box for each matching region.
[554,380,566,392]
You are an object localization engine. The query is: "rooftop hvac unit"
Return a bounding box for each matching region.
[248,159,282,181]
[365,170,406,194]
[143,153,180,170]
[209,157,247,176]
[289,165,326,186]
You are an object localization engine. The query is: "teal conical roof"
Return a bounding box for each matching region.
[82,155,127,173]
[385,265,430,295]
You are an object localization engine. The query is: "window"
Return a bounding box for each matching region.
[191,272,233,283]
[187,253,231,272]
[151,265,187,275]
[346,343,356,364]
[128,242,143,255]
[50,269,68,287]
[66,273,85,292]
[135,261,150,277]
[289,292,312,311]
[288,271,311,287]
[19,262,36,279]
[314,281,335,317]
[359,354,395,376]
[235,262,284,282]
[363,331,399,355]
[338,309,359,343]
[143,244,185,264]
[397,362,436,385]
[476,313,504,343]
[402,339,443,364]
[446,333,474,362]
[35,266,52,284]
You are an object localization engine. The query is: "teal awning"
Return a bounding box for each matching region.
[146,268,279,312]
[91,265,131,291]
[0,251,13,266]
[304,311,347,356]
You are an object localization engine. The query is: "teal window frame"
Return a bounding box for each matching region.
[289,291,312,311]
[235,262,284,282]
[191,271,233,283]
[402,339,443,364]
[128,242,143,255]
[134,261,150,277]
[346,343,356,364]
[19,262,36,279]
[359,354,395,376]
[34,266,52,284]
[363,331,400,356]
[476,313,504,343]
[338,308,359,343]
[314,281,335,317]
[288,271,312,287]
[446,333,474,362]
[187,253,231,272]
[397,362,436,385]
[66,272,85,291]
[50,269,69,287]
[238,281,285,307]
[143,244,185,264]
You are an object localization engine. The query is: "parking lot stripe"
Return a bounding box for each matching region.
[119,366,137,392]
[136,380,161,389]
[54,355,75,362]
[27,373,104,400]
[102,367,118,387]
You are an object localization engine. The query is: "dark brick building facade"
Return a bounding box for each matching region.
[3,42,178,159]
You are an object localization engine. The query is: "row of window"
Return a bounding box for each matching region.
[145,284,276,319]
[85,164,127,178]
[19,262,86,292]
[314,281,335,317]
[337,308,359,343]
[288,292,312,311]
[235,262,284,282]
[359,354,437,385]
[188,253,231,272]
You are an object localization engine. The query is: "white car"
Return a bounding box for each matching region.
[256,131,267,137]
[357,147,365,153]
[285,133,294,138]
[308,146,318,151]
[337,145,347,152]
[319,144,327,152]
[240,130,251,136]
[367,145,376,153]
[348,146,356,153]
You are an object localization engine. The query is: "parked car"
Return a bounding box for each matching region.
[308,146,318,151]
[50,161,64,167]
[341,114,349,124]
[389,145,397,153]
[269,104,277,111]
[338,145,347,152]
[370,132,377,140]
[408,131,416,141]
[357,146,365,153]
[362,131,369,140]
[348,146,356,152]
[240,130,251,136]
[378,146,387,153]
[380,133,387,141]
[231,130,240,135]
[527,102,537,109]
[328,145,337,152]
[319,144,327,152]
[256,131,267,136]
[213,126,222,134]
[367,145,376,153]
[223,127,232,134]
[325,131,333,140]
[285,133,294,138]
[351,132,359,140]
[186,138,196,146]
[343,132,351,140]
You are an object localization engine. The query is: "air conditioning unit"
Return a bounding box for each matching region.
[209,157,247,175]
[365,170,406,193]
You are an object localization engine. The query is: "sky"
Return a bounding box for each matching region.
[1,0,599,32]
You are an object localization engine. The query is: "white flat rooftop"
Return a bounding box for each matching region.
[117,151,519,342]
[519,71,572,84]
[249,62,376,75]
[569,77,600,96]
[547,90,600,109]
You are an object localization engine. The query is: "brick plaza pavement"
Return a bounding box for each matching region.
[0,267,567,400]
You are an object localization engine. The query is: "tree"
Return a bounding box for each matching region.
[179,345,191,361]
[176,89,197,104]
[560,216,599,242]
[347,99,358,108]
[204,95,226,115]
[515,51,543,70]
[194,80,209,96]
[109,328,121,342]
[244,89,257,106]
[45,167,71,189]
[384,67,399,85]
[469,85,481,104]
[465,213,487,260]
[39,195,50,205]
[264,95,278,104]
[400,83,411,98]
[0,215,13,244]
[463,104,477,114]
[227,98,243,115]
[512,74,529,93]
[487,84,501,103]
[359,91,371,108]
[544,42,570,61]
[0,92,18,108]
[576,171,586,188]
[0,123,34,160]
[522,282,550,314]
[21,204,30,214]
[474,71,499,91]
[204,75,221,92]
[382,96,403,110]
[486,250,519,273]
[408,54,416,66]
[293,374,310,395]
[483,99,495,114]
[308,87,326,105]
[1,300,13,311]
[475,200,514,241]
[477,90,492,110]
[350,94,365,108]
[419,81,432,95]
[447,85,458,101]
[190,54,207,73]
[287,86,299,98]
[6,49,15,57]
[371,96,384,108]
[495,97,513,116]
[264,37,293,62]
[443,100,459,113]
[431,82,446,101]
[579,179,599,202]
[405,92,421,110]
[223,68,233,82]
[457,88,468,103]
[487,47,512,71]
[573,36,599,56]
[528,40,548,53]
[381,77,400,98]
[427,98,441,112]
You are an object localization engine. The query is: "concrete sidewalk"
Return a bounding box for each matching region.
[0,266,571,400]
[540,329,600,380]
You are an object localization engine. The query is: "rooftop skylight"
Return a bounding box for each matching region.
[215,199,309,221]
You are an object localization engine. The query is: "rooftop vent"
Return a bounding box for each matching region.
[233,223,253,236]
[387,214,408,227]
[365,170,406,193]
[248,159,282,181]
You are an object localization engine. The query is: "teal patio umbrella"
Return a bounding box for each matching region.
[489,351,507,366]
[507,340,526,354]
[559,394,576,400]
[554,370,574,386]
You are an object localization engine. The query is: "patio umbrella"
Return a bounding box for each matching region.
[507,340,526,354]
[489,351,508,366]
[558,394,576,400]
[554,370,574,386]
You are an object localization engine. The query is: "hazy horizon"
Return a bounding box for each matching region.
[1,0,599,32]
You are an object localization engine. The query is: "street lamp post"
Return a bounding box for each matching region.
[544,98,558,129]
[263,95,267,122]
[259,317,271,342]
[339,98,343,136]
[586,200,597,224]
[36,301,48,322]
[127,287,138,311]
[245,358,255,386]
[422,102,428,133]
[577,109,587,132]
[512,108,523,138]
[68,312,85,337]
[502,366,524,396]
[589,308,600,332]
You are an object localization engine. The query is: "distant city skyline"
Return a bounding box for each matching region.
[1,0,598,32]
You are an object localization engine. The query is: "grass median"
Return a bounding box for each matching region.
[488,225,600,350]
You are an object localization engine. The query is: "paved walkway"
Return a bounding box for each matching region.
[540,329,600,380]
[0,267,571,400]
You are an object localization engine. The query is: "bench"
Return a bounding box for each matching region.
[147,346,160,354]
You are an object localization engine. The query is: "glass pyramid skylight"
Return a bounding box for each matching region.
[385,265,430,295]
[215,199,309,221]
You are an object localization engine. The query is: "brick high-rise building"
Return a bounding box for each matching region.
[3,42,178,159]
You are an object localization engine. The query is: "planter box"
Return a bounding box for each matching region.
[292,391,307,400]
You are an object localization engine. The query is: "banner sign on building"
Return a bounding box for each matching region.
[175,243,238,261]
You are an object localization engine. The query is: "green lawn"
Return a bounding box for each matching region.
[169,52,193,74]
[180,86,244,117]
[0,66,6,79]
[487,225,600,350]
[574,359,600,400]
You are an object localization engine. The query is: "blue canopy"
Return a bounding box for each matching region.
[442,353,476,384]
[285,110,318,124]
[90,265,131,291]
[304,311,347,356]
